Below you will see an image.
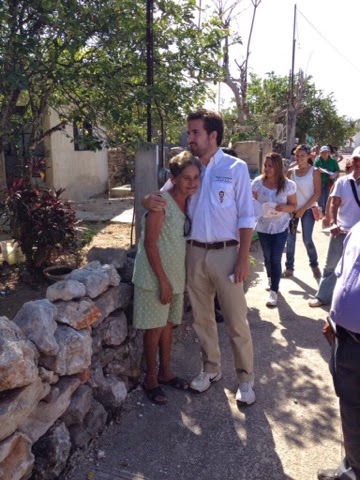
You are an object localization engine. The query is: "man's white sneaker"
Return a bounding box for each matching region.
[190,371,222,393]
[266,290,278,307]
[265,277,271,291]
[236,382,256,405]
[308,298,324,307]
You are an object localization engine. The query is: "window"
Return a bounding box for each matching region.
[73,120,93,151]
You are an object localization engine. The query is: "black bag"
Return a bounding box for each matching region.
[289,215,297,235]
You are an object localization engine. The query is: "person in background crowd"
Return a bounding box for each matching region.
[309,147,360,307]
[132,151,201,405]
[283,144,322,279]
[144,109,257,405]
[311,145,320,163]
[331,146,343,163]
[314,145,340,214]
[317,220,360,480]
[324,160,354,222]
[251,152,297,307]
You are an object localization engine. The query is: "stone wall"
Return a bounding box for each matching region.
[108,147,135,189]
[0,257,141,480]
[233,140,273,175]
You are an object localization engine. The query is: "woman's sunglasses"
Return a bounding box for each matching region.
[184,214,192,237]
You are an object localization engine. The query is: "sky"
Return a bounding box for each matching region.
[207,0,360,119]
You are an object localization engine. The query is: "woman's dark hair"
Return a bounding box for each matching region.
[295,144,313,165]
[187,109,224,146]
[262,152,286,195]
[295,144,311,155]
[169,151,202,178]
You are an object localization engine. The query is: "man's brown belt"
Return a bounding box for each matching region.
[187,239,239,250]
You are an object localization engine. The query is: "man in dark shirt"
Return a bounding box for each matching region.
[318,220,360,480]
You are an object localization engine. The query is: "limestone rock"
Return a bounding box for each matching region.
[0,432,34,480]
[60,385,93,427]
[32,422,71,480]
[98,311,128,347]
[0,377,51,442]
[0,317,38,392]
[19,376,81,443]
[68,399,107,448]
[40,325,92,376]
[68,268,110,298]
[13,300,59,355]
[87,247,127,269]
[46,279,86,302]
[118,256,135,283]
[100,263,121,286]
[55,298,101,330]
[92,283,132,325]
[82,261,120,286]
[89,364,127,409]
[97,348,115,368]
[38,367,59,385]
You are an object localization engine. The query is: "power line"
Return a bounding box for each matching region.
[298,9,360,75]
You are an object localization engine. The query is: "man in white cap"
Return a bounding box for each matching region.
[314,145,340,213]
[309,147,360,307]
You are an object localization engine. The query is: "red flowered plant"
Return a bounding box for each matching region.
[5,177,81,270]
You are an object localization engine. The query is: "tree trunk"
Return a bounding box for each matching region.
[286,105,296,159]
[0,146,6,200]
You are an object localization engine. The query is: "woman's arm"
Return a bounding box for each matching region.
[285,168,294,180]
[144,211,173,304]
[275,193,297,213]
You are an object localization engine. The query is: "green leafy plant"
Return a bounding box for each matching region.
[5,178,82,271]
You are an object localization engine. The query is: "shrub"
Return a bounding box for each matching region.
[5,178,81,270]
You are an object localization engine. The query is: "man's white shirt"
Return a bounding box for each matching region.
[161,149,255,242]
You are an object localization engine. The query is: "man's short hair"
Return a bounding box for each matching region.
[187,109,224,146]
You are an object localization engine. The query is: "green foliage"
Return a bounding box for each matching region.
[296,83,356,147]
[5,178,81,270]
[0,0,224,158]
[222,72,356,148]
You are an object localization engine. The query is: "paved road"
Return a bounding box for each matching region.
[64,220,343,480]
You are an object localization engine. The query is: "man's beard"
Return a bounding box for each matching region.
[189,143,205,157]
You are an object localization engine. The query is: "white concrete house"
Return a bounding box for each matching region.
[44,109,108,201]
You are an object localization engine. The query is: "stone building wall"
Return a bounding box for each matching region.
[233,140,273,175]
[0,256,141,480]
[108,148,135,189]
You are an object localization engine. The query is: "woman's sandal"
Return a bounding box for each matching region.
[158,376,189,390]
[142,384,168,405]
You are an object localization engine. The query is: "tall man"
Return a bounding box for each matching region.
[146,109,256,404]
[309,148,360,307]
[317,220,360,480]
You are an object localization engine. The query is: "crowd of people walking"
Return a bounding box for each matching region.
[132,108,360,480]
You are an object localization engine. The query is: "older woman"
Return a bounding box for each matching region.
[252,152,297,307]
[132,151,201,405]
[283,144,322,278]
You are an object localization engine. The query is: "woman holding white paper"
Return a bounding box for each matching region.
[251,153,297,306]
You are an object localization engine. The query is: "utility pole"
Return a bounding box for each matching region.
[146,0,154,142]
[286,4,297,159]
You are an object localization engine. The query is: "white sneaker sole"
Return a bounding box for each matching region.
[236,381,256,405]
[190,372,222,393]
